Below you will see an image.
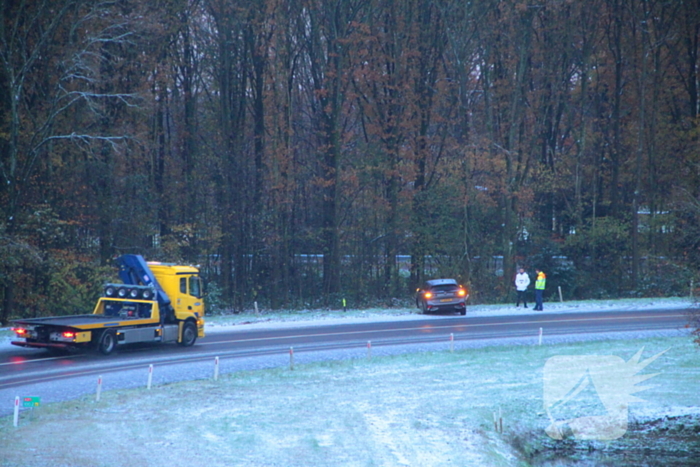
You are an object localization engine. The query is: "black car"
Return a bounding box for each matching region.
[415,279,469,315]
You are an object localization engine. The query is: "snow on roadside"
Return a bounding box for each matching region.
[1,328,697,467]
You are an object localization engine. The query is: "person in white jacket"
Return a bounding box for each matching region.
[514,268,531,308]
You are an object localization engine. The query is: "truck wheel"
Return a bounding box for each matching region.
[97,330,117,355]
[179,321,197,347]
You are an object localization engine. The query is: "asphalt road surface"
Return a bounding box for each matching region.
[0,307,692,416]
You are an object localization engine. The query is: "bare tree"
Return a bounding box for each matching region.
[0,0,143,323]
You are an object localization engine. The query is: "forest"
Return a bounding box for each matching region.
[1,0,699,323]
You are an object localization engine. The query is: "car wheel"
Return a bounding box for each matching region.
[460,309,466,316]
[97,330,117,355]
[421,301,429,314]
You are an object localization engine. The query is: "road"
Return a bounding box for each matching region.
[0,307,692,415]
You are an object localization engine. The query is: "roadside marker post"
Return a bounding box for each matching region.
[147,364,154,389]
[96,375,103,402]
[493,408,503,433]
[290,347,294,370]
[214,356,220,381]
[342,298,347,312]
[450,333,454,353]
[538,327,543,346]
[367,341,372,359]
[13,396,19,427]
[558,286,563,302]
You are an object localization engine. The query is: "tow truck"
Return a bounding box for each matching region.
[10,255,205,355]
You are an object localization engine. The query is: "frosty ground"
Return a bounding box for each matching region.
[0,297,698,466]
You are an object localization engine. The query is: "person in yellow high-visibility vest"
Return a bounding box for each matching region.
[534,269,546,311]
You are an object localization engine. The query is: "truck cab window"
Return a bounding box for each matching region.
[189,276,202,298]
[180,277,187,294]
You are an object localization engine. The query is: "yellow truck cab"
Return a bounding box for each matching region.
[11,255,205,355]
[147,261,205,337]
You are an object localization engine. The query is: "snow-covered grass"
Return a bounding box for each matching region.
[0,297,697,467]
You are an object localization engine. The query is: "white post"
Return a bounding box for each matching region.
[499,406,503,433]
[558,286,563,302]
[147,364,154,390]
[289,347,294,370]
[13,396,19,428]
[254,301,259,314]
[691,280,694,299]
[214,356,220,381]
[96,375,103,402]
[450,333,454,353]
[538,327,543,346]
[367,341,372,359]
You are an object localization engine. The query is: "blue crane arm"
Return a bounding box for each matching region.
[116,255,171,309]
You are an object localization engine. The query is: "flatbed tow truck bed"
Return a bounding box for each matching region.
[11,300,172,354]
[12,314,160,330]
